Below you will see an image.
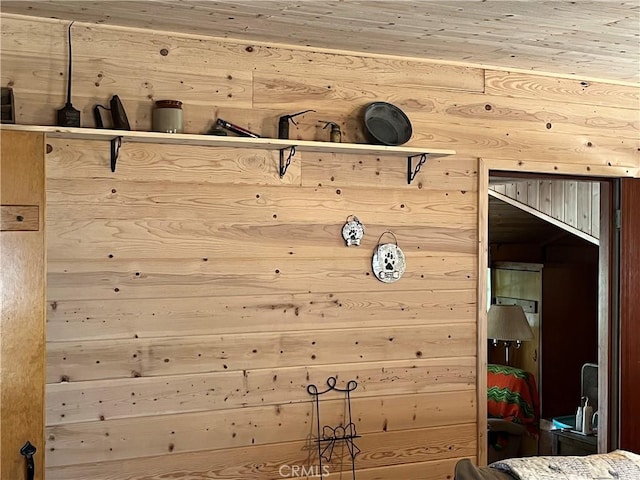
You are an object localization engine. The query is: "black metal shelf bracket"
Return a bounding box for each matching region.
[110,136,123,172]
[279,145,296,178]
[307,376,360,479]
[407,152,429,184]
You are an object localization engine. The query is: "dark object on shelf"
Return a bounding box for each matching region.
[57,21,80,128]
[364,101,412,146]
[319,121,342,143]
[93,95,131,130]
[278,109,315,139]
[1,87,14,124]
[205,125,228,135]
[216,118,260,138]
[307,376,360,480]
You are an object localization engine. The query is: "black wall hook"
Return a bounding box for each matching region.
[278,109,315,139]
[20,441,37,480]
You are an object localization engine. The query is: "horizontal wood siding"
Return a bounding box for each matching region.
[490,179,601,238]
[40,132,478,476]
[0,14,638,480]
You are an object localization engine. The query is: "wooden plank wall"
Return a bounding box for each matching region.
[490,180,601,238]
[1,14,638,480]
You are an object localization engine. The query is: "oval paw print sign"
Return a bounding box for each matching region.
[342,215,364,246]
[372,232,406,283]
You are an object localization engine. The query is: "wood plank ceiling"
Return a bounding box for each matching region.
[2,0,639,84]
[1,1,636,247]
[489,195,574,245]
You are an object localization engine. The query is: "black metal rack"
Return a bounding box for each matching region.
[307,376,360,480]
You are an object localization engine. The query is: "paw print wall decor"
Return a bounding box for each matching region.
[341,215,364,246]
[372,231,406,283]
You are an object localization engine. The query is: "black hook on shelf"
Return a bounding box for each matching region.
[110,136,123,172]
[279,145,296,178]
[407,153,429,184]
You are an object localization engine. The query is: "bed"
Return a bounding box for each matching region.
[454,450,640,480]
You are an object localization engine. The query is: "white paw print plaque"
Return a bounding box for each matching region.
[341,215,364,246]
[372,232,406,283]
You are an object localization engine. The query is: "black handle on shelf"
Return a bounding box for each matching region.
[20,441,36,480]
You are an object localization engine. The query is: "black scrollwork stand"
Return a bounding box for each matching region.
[307,377,360,480]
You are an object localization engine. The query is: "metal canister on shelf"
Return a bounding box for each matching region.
[152,100,183,133]
[319,121,341,143]
[329,123,342,143]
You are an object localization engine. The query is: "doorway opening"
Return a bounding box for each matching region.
[478,169,613,463]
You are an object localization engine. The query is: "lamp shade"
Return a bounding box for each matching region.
[487,304,533,342]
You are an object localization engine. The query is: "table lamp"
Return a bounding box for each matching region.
[487,304,534,366]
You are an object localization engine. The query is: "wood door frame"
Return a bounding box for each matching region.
[0,131,46,480]
[618,178,640,452]
[477,158,615,464]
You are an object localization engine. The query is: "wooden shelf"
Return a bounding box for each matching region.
[0,125,456,182]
